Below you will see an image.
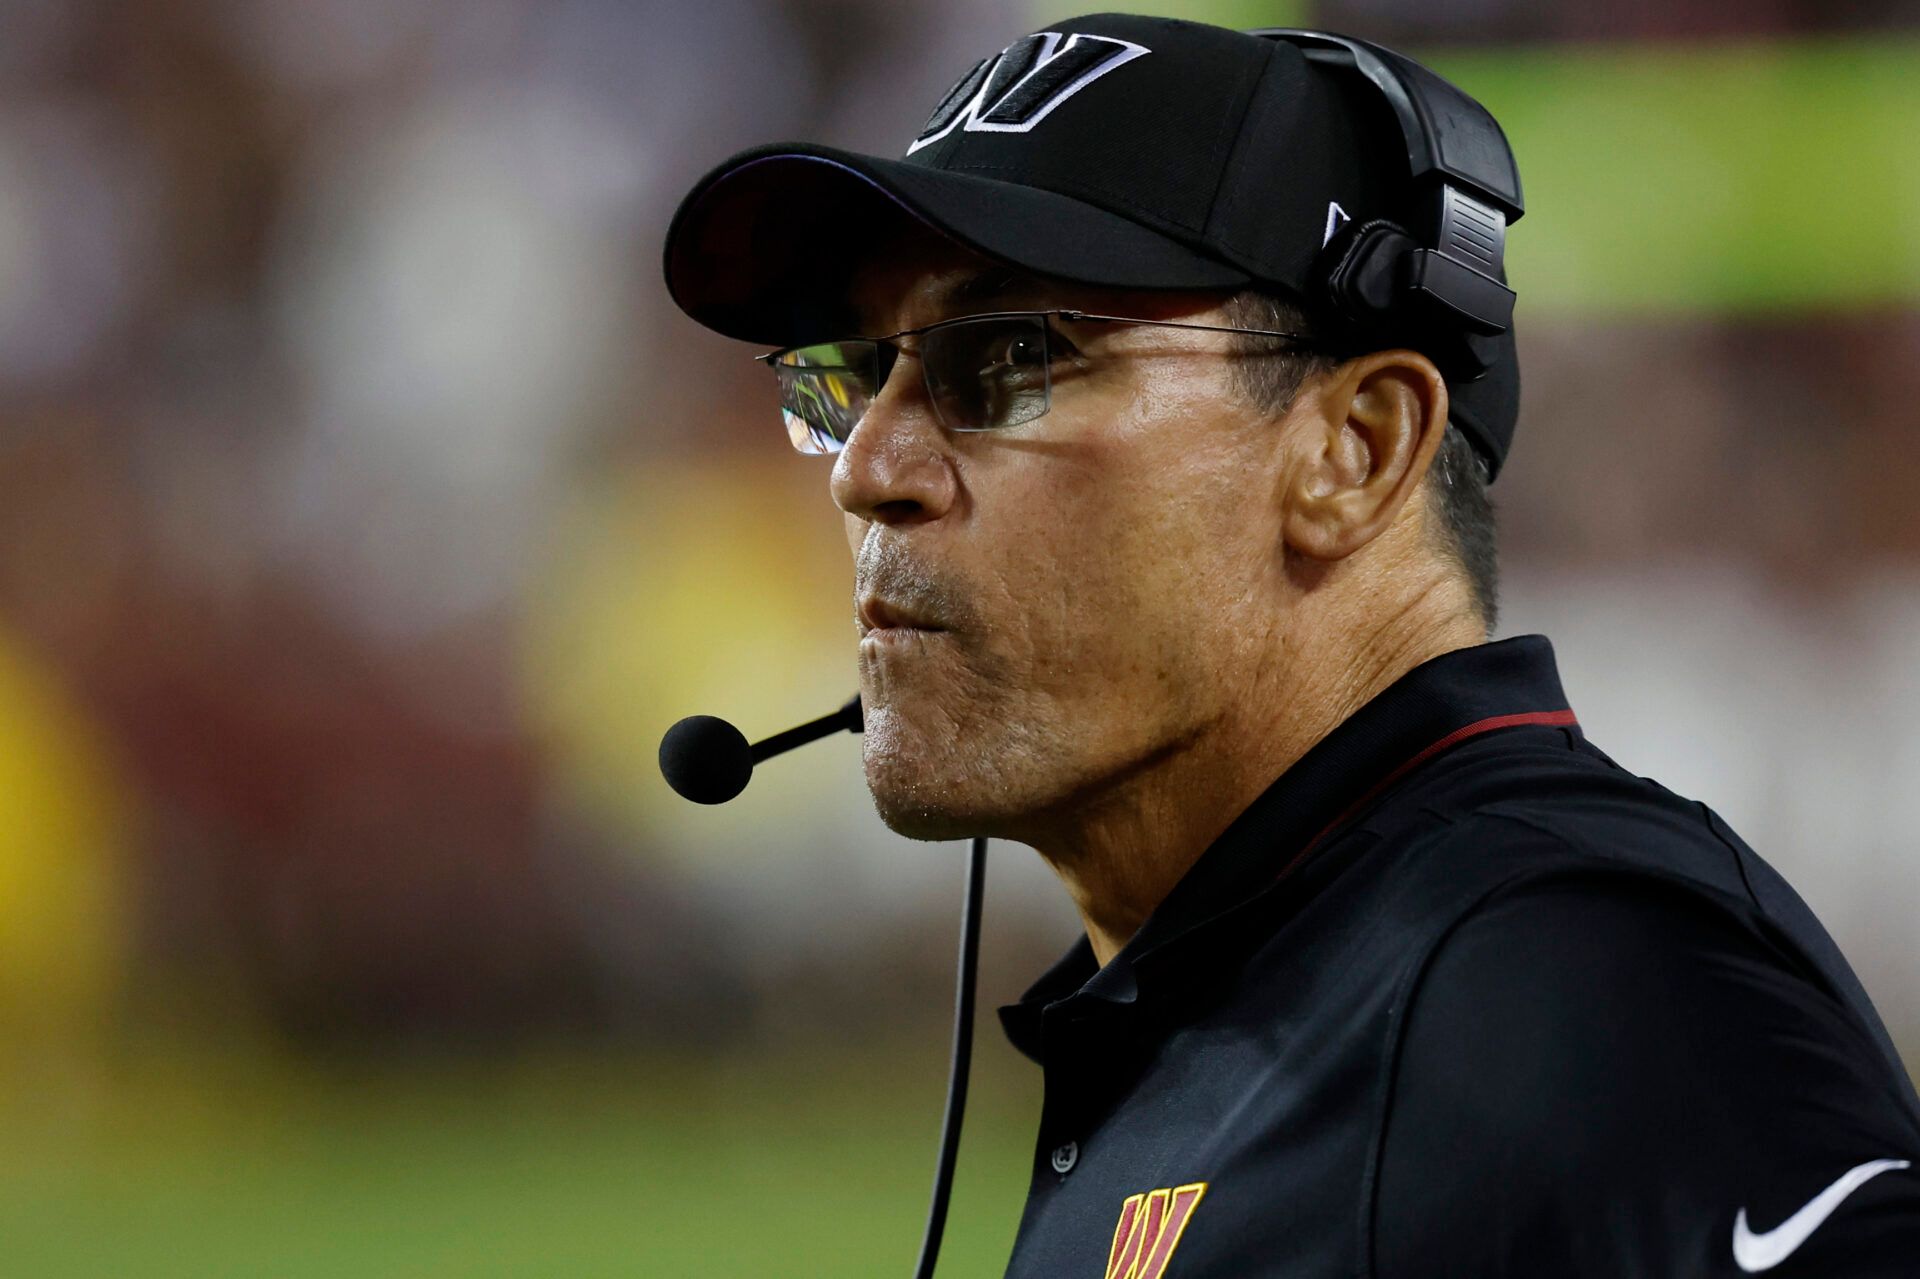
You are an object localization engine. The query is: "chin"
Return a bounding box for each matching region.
[861,702,1028,841]
[870,794,983,842]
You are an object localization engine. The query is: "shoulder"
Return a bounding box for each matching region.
[1374,724,1762,903]
[1371,874,1920,1278]
[1388,872,1907,1133]
[1374,742,1918,1094]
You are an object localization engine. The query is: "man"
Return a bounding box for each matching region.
[662,13,1920,1276]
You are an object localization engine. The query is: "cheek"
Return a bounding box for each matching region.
[957,374,1282,697]
[977,457,1140,670]
[1128,385,1287,573]
[1081,425,1283,664]
[973,457,1206,691]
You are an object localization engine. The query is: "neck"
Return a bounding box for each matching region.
[1034,576,1484,967]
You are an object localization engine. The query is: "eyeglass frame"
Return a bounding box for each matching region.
[755,308,1324,448]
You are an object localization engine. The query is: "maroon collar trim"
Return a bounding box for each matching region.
[1279,708,1580,883]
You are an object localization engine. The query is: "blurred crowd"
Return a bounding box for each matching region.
[0,0,1916,1082]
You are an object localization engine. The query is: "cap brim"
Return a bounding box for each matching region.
[662,142,1252,347]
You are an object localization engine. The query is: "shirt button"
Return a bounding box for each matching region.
[1050,1140,1079,1175]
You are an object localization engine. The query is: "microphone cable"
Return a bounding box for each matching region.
[913,833,986,1279]
[660,700,986,1279]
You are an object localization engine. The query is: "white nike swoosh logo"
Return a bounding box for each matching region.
[1732,1157,1910,1272]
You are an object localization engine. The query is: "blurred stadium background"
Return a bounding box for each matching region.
[1,0,1917,1273]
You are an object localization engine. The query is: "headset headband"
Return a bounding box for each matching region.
[1251,29,1525,353]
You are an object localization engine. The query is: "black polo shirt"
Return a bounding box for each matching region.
[998,636,1920,1278]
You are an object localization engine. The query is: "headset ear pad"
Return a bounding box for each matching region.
[1319,218,1418,331]
[1317,217,1498,382]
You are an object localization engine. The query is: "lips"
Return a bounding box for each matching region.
[858,596,947,637]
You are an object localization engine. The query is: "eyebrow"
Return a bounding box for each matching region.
[935,268,1032,311]
[843,265,1048,337]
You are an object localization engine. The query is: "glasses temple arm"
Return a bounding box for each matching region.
[1056,310,1316,344]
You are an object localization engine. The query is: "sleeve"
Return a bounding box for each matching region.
[1372,876,1920,1279]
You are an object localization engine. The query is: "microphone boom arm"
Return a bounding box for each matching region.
[749,695,863,763]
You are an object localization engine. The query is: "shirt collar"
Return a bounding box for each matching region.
[999,634,1576,1061]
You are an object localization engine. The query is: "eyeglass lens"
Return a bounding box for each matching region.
[773,342,880,456]
[771,314,1053,455]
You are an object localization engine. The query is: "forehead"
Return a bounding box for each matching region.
[839,221,1227,335]
[843,224,1048,333]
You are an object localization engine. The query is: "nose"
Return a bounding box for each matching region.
[829,358,958,527]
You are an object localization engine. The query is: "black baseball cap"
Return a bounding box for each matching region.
[663,12,1520,477]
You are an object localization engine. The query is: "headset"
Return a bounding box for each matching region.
[1250,30,1525,381]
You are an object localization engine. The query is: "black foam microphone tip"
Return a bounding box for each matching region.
[658,714,753,804]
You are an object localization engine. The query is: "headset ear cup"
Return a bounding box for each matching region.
[1318,217,1497,381]
[1319,219,1418,332]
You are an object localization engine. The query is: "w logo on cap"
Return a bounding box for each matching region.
[908,31,1150,155]
[1104,1182,1207,1279]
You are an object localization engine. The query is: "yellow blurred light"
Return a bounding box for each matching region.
[0,623,126,1050]
[520,458,857,855]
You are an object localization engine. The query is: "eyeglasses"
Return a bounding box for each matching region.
[757,309,1317,456]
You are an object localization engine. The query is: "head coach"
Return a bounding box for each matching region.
[660,14,1920,1277]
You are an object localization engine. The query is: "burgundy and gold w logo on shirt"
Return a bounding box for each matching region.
[1104,1182,1207,1279]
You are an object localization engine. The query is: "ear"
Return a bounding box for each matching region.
[1281,349,1449,562]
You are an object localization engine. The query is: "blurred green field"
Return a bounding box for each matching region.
[0,1039,1041,1278]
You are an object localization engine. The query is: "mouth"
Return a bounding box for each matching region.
[858,596,948,640]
